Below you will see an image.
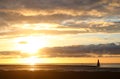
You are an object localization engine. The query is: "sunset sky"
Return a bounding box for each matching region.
[0,0,120,64]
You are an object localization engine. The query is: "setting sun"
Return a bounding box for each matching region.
[14,36,48,54]
[22,56,40,65]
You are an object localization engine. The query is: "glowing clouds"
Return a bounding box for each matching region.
[1,9,106,17]
[12,23,59,30]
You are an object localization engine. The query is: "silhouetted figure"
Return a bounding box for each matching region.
[97,59,100,68]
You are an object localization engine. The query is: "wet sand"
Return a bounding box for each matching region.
[0,70,120,79]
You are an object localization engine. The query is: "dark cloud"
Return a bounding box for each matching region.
[39,43,120,57]
[0,51,34,58]
[0,0,101,10]
[1,0,119,12]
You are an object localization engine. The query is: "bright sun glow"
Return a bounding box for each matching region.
[14,36,48,54]
[22,56,40,65]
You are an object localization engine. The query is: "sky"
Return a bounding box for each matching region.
[0,0,120,64]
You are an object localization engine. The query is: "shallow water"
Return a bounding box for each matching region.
[0,63,120,72]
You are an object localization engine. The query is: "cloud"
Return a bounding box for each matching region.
[60,17,120,33]
[0,29,87,39]
[0,9,106,17]
[0,0,120,37]
[0,51,34,58]
[39,43,120,57]
[0,0,119,16]
[0,51,21,58]
[0,43,119,58]
[0,0,101,10]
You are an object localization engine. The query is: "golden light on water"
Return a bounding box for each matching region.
[29,68,35,71]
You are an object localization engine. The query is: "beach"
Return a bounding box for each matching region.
[0,64,120,79]
[0,70,120,79]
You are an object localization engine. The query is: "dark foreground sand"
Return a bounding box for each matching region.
[0,70,120,79]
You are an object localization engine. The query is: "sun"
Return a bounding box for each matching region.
[21,56,40,65]
[14,36,48,54]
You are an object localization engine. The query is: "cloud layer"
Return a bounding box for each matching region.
[0,0,120,37]
[39,43,120,57]
[0,43,120,58]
